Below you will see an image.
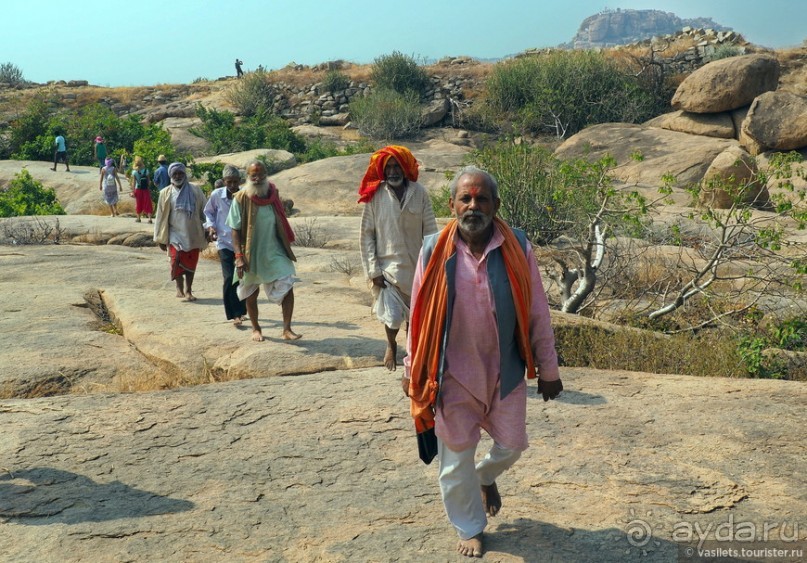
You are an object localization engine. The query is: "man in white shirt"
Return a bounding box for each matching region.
[358,145,438,371]
[204,165,247,326]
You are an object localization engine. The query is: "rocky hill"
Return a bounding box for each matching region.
[569,8,731,49]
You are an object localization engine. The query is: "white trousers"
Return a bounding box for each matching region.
[437,438,522,540]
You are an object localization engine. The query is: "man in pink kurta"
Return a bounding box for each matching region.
[404,166,562,558]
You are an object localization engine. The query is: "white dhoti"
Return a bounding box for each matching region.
[371,280,410,330]
[237,275,295,303]
[437,438,522,540]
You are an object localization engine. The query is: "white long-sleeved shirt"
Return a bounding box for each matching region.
[359,181,438,297]
[203,187,236,252]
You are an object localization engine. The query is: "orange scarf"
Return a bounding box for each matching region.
[357,145,419,203]
[408,217,535,433]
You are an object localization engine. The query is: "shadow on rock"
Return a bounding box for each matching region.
[488,517,678,563]
[529,389,607,405]
[0,467,193,525]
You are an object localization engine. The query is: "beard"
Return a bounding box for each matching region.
[458,210,493,234]
[243,177,270,198]
[386,175,405,188]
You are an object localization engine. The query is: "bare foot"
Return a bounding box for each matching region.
[185,293,197,302]
[282,329,302,340]
[384,342,397,371]
[176,289,185,298]
[457,533,484,558]
[481,482,502,517]
[252,329,264,342]
[233,316,243,327]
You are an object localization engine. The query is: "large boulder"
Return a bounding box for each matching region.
[645,110,735,139]
[742,91,807,151]
[730,106,769,155]
[161,117,213,157]
[420,98,449,127]
[671,54,780,113]
[699,146,769,208]
[554,123,738,187]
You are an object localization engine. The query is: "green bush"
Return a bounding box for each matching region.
[0,62,24,85]
[5,97,175,168]
[350,88,422,140]
[225,70,275,117]
[132,127,185,170]
[469,141,624,245]
[191,106,306,155]
[5,95,52,160]
[370,51,431,98]
[484,50,658,137]
[430,182,452,218]
[705,44,744,62]
[296,138,375,164]
[0,170,65,217]
[189,162,224,195]
[322,70,350,93]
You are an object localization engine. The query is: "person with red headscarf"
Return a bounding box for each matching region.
[359,145,438,372]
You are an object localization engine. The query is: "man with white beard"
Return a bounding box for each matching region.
[226,160,301,342]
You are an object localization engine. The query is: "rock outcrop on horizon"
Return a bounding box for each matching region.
[569,8,731,49]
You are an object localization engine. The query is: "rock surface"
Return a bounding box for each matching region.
[1,363,804,562]
[553,123,738,188]
[645,110,735,139]
[743,91,807,151]
[1,166,805,562]
[671,54,780,114]
[699,146,768,208]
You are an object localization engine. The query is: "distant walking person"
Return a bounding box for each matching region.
[94,135,107,169]
[153,162,208,302]
[235,58,244,78]
[99,158,123,217]
[51,131,70,172]
[152,154,170,208]
[204,164,247,327]
[131,156,154,223]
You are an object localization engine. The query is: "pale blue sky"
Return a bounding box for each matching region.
[3,0,803,87]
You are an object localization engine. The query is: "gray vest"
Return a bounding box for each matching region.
[420,227,528,400]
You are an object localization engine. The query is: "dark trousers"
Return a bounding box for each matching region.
[219,248,247,320]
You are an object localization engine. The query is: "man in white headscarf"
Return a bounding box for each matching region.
[153,162,208,301]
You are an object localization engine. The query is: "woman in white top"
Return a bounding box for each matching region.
[99,157,123,217]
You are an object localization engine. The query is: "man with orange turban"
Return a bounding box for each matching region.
[359,145,437,371]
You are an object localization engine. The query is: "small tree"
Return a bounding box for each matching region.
[0,170,65,217]
[0,62,24,85]
[641,154,807,327]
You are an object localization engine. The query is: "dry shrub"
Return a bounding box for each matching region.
[554,323,745,377]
